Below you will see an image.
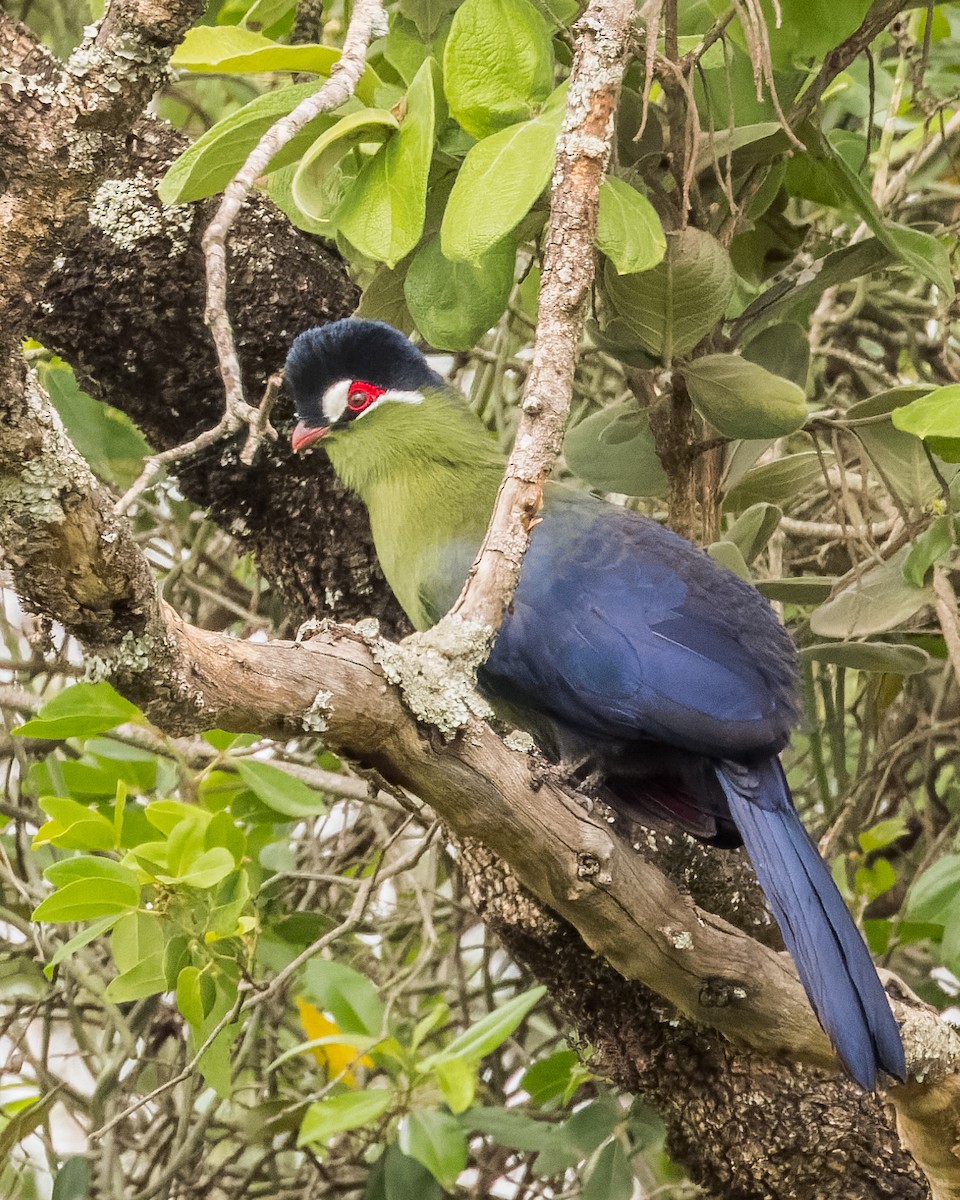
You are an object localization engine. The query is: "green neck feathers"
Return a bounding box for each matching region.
[322,389,505,628]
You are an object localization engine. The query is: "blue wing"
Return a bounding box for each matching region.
[483,486,798,760]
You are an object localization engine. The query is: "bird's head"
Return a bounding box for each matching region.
[286,319,445,454]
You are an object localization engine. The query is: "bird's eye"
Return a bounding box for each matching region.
[347,382,380,413]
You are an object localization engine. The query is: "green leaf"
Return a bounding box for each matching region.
[858,816,910,855]
[585,316,659,368]
[742,323,809,390]
[337,59,440,266]
[32,877,139,923]
[158,83,340,205]
[103,952,168,1002]
[903,516,955,588]
[692,121,786,174]
[198,1017,243,1099]
[441,83,566,263]
[302,960,385,1036]
[584,1138,634,1200]
[399,0,458,37]
[365,1146,444,1200]
[756,577,836,604]
[298,1089,394,1147]
[398,1109,468,1189]
[43,914,120,978]
[235,759,328,818]
[724,451,834,510]
[906,855,960,924]
[158,847,235,889]
[290,108,400,230]
[38,359,149,489]
[564,404,667,497]
[855,857,897,903]
[176,965,207,1027]
[433,1056,476,1114]
[798,642,930,675]
[724,503,782,565]
[430,984,544,1064]
[810,544,934,639]
[684,354,807,439]
[520,1049,580,1105]
[404,234,515,350]
[847,386,955,509]
[799,124,954,296]
[33,797,117,851]
[565,1097,622,1153]
[468,1106,567,1154]
[15,682,142,741]
[51,1156,92,1200]
[171,26,381,104]
[892,385,960,462]
[596,178,666,275]
[443,0,554,138]
[0,1087,62,1158]
[733,239,891,339]
[110,910,165,974]
[45,855,140,894]
[357,263,417,336]
[884,224,955,297]
[602,227,735,360]
[707,540,751,581]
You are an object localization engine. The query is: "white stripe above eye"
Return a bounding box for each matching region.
[321,379,424,425]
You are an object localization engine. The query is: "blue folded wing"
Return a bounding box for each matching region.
[485,488,798,759]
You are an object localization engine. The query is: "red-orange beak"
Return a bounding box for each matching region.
[291,421,328,453]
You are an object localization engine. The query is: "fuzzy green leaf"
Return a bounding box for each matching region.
[684,354,807,439]
[596,177,665,275]
[337,59,440,266]
[603,228,735,360]
[443,0,554,138]
[404,234,515,350]
[441,84,566,263]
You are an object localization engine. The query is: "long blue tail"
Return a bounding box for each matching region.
[716,758,905,1090]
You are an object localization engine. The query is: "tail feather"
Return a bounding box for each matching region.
[716,758,905,1090]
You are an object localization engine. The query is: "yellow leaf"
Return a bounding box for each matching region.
[295,998,372,1086]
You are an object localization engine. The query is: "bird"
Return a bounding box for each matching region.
[285,317,906,1091]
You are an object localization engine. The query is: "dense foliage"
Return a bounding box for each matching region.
[3,0,960,1196]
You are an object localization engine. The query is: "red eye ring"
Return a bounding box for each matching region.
[346,380,384,413]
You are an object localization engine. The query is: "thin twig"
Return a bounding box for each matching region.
[200,0,386,439]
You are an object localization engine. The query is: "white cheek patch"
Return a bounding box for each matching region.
[321,378,351,425]
[352,387,424,421]
[321,381,424,425]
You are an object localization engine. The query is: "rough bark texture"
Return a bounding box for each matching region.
[461,847,927,1200]
[13,119,409,639]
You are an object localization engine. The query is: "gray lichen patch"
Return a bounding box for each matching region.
[0,372,93,528]
[84,628,158,680]
[370,613,494,737]
[303,688,333,733]
[503,729,536,754]
[88,177,193,254]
